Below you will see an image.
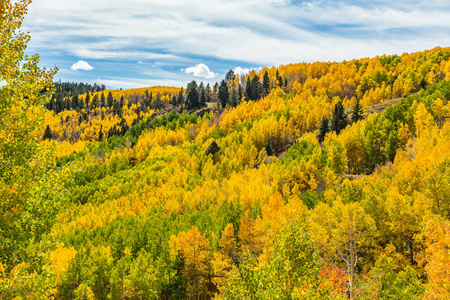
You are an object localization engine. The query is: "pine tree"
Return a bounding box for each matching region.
[85,92,91,111]
[185,81,199,109]
[351,98,363,123]
[317,117,330,143]
[177,88,184,106]
[205,83,212,103]
[205,140,220,156]
[238,84,243,102]
[98,125,104,141]
[43,125,52,140]
[331,100,347,134]
[218,80,229,109]
[100,92,106,107]
[199,82,206,107]
[265,137,275,156]
[245,77,252,100]
[262,71,270,96]
[107,91,114,108]
[229,88,238,107]
[225,69,235,84]
[91,94,99,110]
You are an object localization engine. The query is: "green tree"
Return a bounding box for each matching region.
[317,117,330,143]
[43,125,52,140]
[351,98,363,123]
[262,70,270,96]
[369,255,424,299]
[100,92,106,107]
[185,81,199,109]
[107,91,114,108]
[0,0,57,230]
[218,80,229,108]
[199,82,206,107]
[331,100,347,134]
[229,87,238,107]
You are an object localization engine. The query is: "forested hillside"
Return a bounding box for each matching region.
[2,1,450,299]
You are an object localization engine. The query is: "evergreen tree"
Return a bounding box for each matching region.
[238,84,243,102]
[100,92,106,107]
[185,81,199,109]
[278,75,283,87]
[199,82,207,107]
[72,94,79,109]
[262,71,270,96]
[351,98,363,123]
[85,92,91,110]
[98,125,104,141]
[225,69,235,84]
[178,88,184,105]
[245,77,252,100]
[218,80,229,108]
[119,95,124,108]
[43,125,52,140]
[265,137,275,156]
[331,100,347,134]
[317,117,330,143]
[91,94,99,110]
[205,140,220,156]
[107,91,114,108]
[250,75,261,100]
[229,88,238,107]
[205,83,212,102]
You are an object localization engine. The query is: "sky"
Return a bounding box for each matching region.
[22,0,450,90]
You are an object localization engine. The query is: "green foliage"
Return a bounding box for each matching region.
[185,80,199,109]
[331,100,347,134]
[205,140,220,157]
[221,224,340,299]
[369,255,424,299]
[318,117,330,143]
[218,80,229,108]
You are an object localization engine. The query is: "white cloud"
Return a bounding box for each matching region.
[71,60,94,71]
[183,63,216,78]
[22,0,450,88]
[234,67,252,76]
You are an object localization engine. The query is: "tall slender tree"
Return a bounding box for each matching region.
[218,80,229,108]
[262,71,270,96]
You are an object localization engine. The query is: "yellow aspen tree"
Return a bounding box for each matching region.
[414,102,434,137]
[170,226,213,298]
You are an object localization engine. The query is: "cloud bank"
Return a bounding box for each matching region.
[22,0,450,88]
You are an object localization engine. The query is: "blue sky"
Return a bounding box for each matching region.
[23,0,450,89]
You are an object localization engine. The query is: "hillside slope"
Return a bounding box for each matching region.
[3,47,450,299]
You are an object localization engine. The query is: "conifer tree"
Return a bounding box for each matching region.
[98,125,104,141]
[331,100,347,134]
[317,117,330,143]
[199,82,207,107]
[185,81,199,109]
[262,71,270,96]
[43,125,52,140]
[351,98,363,123]
[177,88,184,106]
[218,80,229,108]
[85,92,91,110]
[107,91,114,108]
[100,92,106,107]
[229,88,238,107]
